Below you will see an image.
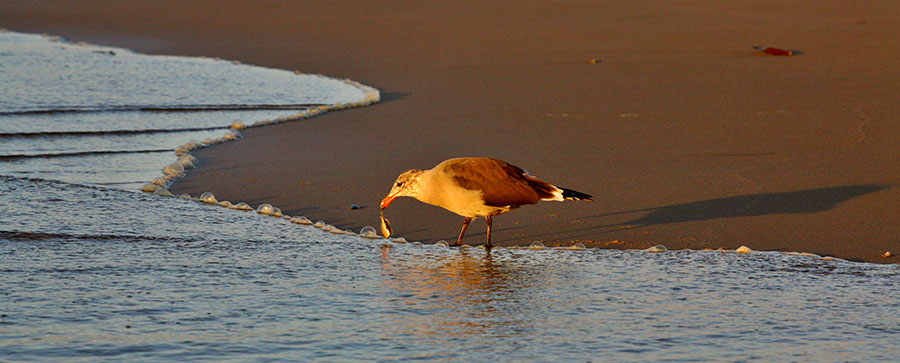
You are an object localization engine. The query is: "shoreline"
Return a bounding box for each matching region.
[2,1,898,263]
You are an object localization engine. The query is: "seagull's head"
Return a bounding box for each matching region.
[381,169,424,209]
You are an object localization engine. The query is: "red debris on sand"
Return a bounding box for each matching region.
[752,46,800,56]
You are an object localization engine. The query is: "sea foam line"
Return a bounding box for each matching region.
[140,77,379,192]
[138,64,381,237]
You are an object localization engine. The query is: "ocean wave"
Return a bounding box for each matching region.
[0,149,172,160]
[0,126,226,137]
[0,103,323,115]
[0,230,189,244]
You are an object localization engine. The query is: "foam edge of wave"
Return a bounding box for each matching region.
[140,72,380,235]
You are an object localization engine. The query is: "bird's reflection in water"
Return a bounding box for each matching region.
[378,244,546,340]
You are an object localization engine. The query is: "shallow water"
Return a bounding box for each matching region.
[2,30,900,361]
[2,176,899,361]
[0,31,364,190]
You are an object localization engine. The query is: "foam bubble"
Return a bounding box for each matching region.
[151,177,167,186]
[291,216,313,225]
[198,192,217,204]
[153,188,173,197]
[256,204,274,215]
[644,245,668,253]
[178,155,196,168]
[529,241,546,250]
[174,145,191,156]
[140,183,158,193]
[162,162,185,177]
[784,252,821,258]
[231,202,252,210]
[313,220,326,229]
[566,243,587,251]
[736,246,753,254]
[229,121,246,130]
[390,237,408,243]
[435,240,449,248]
[218,200,233,208]
[271,207,283,217]
[178,193,191,199]
[359,226,379,238]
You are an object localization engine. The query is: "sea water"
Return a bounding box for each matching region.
[2,176,900,361]
[2,31,900,361]
[0,31,366,190]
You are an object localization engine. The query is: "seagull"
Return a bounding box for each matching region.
[380,157,592,248]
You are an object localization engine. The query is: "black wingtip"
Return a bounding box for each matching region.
[562,188,593,201]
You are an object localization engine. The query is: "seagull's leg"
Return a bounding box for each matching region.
[453,217,472,247]
[485,216,492,249]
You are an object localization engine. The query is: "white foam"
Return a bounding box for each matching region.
[318,223,338,232]
[232,202,253,211]
[644,245,668,253]
[359,226,379,239]
[783,251,821,258]
[162,162,185,178]
[290,216,313,225]
[256,204,275,215]
[563,243,587,251]
[198,192,217,204]
[140,183,158,193]
[153,188,173,197]
[177,155,196,169]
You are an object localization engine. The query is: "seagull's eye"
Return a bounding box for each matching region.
[396,182,404,187]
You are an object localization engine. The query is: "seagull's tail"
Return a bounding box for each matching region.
[561,188,593,201]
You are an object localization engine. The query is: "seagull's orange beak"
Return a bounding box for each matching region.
[380,193,397,209]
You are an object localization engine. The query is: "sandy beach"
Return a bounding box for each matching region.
[3,1,898,263]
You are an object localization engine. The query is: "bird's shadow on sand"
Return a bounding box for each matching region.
[524,184,892,241]
[607,184,890,227]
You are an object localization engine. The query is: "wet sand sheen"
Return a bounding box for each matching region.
[3,1,899,263]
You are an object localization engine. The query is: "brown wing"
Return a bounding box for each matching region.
[444,158,554,207]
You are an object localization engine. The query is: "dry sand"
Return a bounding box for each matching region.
[3,1,898,263]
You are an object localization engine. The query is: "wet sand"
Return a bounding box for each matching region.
[3,1,898,263]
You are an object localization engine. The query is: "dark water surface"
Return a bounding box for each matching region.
[2,176,899,361]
